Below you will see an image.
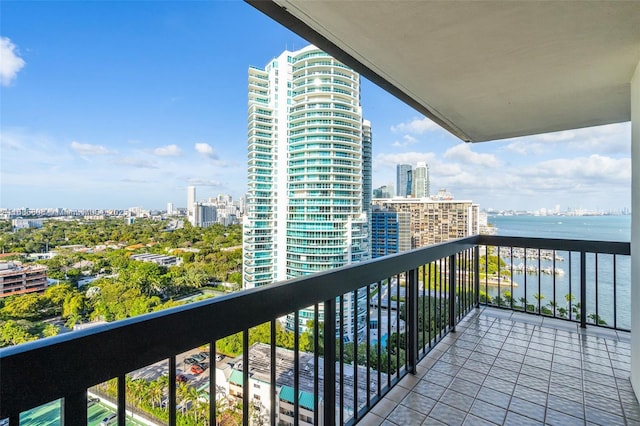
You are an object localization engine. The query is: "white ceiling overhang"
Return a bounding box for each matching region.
[248,1,640,142]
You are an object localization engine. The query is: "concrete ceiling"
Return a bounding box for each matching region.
[248,1,640,142]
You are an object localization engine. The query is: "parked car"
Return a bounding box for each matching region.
[176,374,188,383]
[99,413,117,426]
[198,351,210,359]
[190,364,204,375]
[87,397,100,407]
[184,357,198,365]
[191,353,207,362]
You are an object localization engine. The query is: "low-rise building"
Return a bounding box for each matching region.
[0,262,48,298]
[129,253,182,267]
[209,343,386,425]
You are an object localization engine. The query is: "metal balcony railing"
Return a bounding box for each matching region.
[0,235,630,425]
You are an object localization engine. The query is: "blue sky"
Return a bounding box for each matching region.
[1,1,631,212]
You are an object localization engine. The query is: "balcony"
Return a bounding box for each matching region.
[1,235,635,425]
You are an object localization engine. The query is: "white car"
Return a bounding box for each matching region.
[99,413,117,426]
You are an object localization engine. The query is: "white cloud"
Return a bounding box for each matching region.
[0,131,24,151]
[443,144,501,168]
[153,144,182,157]
[186,177,222,187]
[195,142,218,159]
[373,152,437,170]
[536,130,576,142]
[391,117,439,134]
[500,123,630,156]
[111,157,158,169]
[524,155,630,182]
[70,141,113,156]
[392,134,418,147]
[0,37,25,86]
[503,141,545,156]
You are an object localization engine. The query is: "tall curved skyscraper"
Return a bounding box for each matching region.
[243,45,371,338]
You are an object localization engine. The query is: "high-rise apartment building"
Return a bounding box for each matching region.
[413,162,430,198]
[396,164,413,197]
[243,45,370,337]
[371,208,411,258]
[187,186,197,226]
[372,198,479,248]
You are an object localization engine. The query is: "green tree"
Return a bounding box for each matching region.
[0,320,38,346]
[2,293,46,320]
[148,378,165,408]
[42,323,59,338]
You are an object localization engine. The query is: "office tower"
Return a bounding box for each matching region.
[167,202,174,216]
[396,164,412,197]
[187,186,197,226]
[413,162,430,198]
[243,45,370,337]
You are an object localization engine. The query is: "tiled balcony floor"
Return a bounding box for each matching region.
[360,307,640,426]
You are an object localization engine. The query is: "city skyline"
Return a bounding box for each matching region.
[1,1,632,212]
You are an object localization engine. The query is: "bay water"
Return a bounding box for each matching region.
[486,214,631,329]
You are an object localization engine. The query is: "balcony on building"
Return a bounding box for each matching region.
[2,1,640,425]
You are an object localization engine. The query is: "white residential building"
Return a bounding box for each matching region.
[243,45,371,338]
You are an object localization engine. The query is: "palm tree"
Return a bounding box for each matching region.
[533,293,544,313]
[128,379,148,406]
[176,382,191,415]
[186,386,201,420]
[148,378,164,408]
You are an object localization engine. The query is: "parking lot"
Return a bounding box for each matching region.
[128,347,215,393]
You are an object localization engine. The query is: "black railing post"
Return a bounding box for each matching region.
[118,373,126,426]
[474,245,480,308]
[407,268,419,374]
[580,251,587,328]
[211,340,218,426]
[62,391,87,426]
[243,328,250,425]
[169,356,176,425]
[449,254,456,331]
[8,413,19,426]
[323,298,336,426]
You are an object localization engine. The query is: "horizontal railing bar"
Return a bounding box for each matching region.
[477,235,630,255]
[0,236,477,417]
[0,235,630,418]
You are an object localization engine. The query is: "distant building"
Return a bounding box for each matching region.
[130,253,182,267]
[167,202,175,216]
[12,218,43,230]
[373,185,394,199]
[372,198,479,248]
[432,188,453,201]
[187,186,197,226]
[196,204,217,227]
[0,262,48,298]
[413,162,430,198]
[396,164,413,197]
[371,208,411,258]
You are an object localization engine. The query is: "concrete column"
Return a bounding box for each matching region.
[631,60,640,399]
